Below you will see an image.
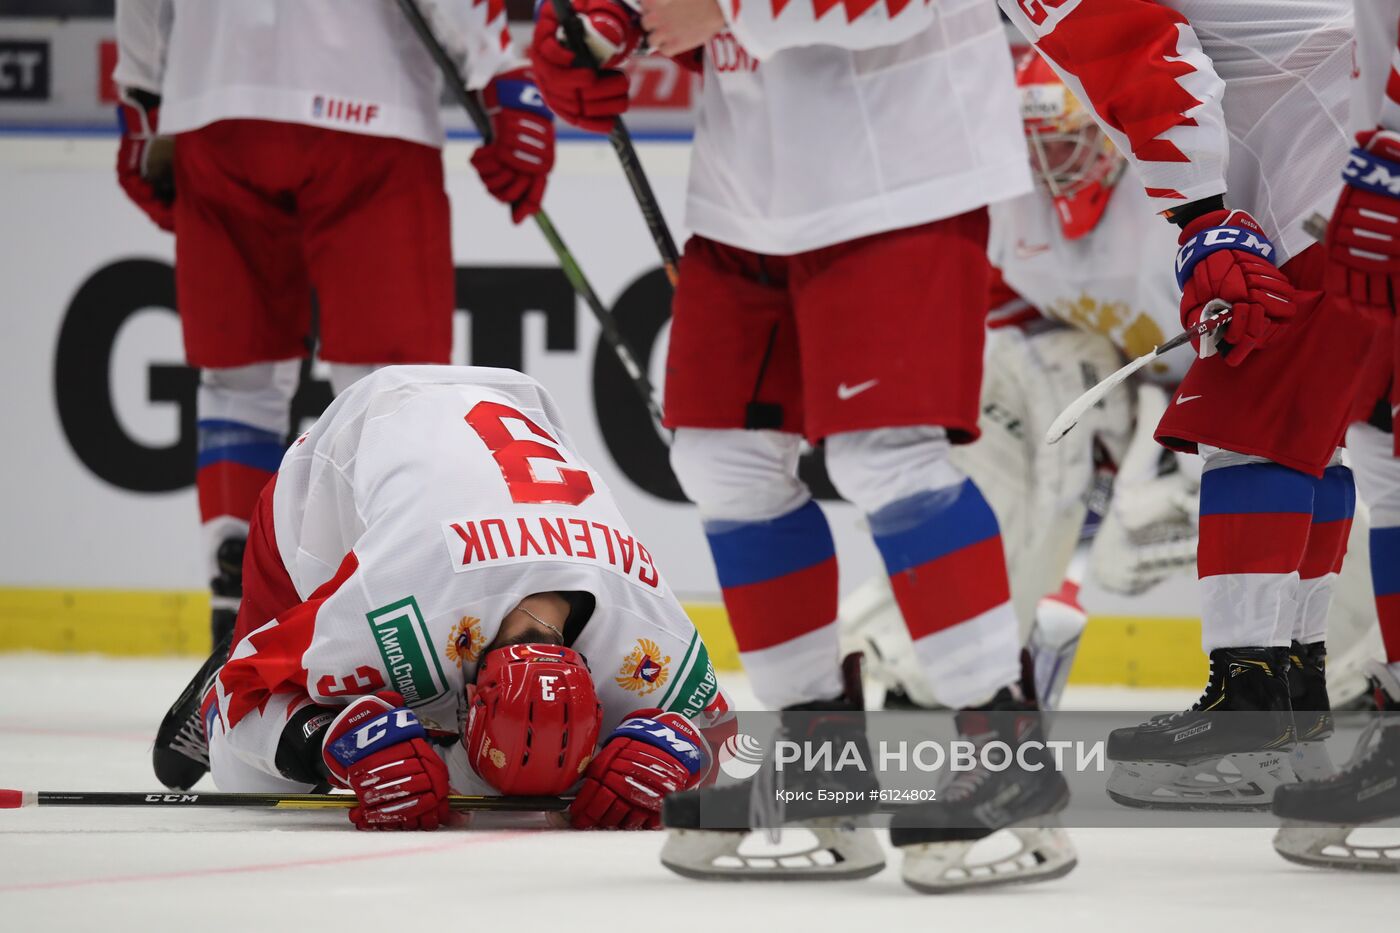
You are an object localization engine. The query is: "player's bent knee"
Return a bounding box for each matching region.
[669,427,810,522]
[197,359,301,433]
[825,426,962,514]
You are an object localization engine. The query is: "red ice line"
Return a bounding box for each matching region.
[0,830,524,893]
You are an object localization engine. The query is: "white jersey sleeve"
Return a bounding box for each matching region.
[1351,2,1400,132]
[113,0,173,96]
[213,366,729,787]
[1000,0,1352,266]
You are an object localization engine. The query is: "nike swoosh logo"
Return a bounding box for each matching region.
[837,379,879,400]
[1176,394,1202,405]
[1015,240,1050,259]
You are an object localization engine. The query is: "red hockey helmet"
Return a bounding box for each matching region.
[1015,50,1125,240]
[466,643,602,795]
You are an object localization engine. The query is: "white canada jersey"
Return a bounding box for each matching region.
[113,0,518,147]
[686,0,1031,255]
[1000,0,1353,267]
[212,366,725,785]
[988,171,1188,384]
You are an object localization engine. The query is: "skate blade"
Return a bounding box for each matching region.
[1106,751,1295,811]
[900,826,1077,894]
[1273,823,1400,873]
[659,824,885,882]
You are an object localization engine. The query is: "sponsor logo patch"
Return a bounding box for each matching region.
[365,597,450,707]
[615,638,671,696]
[0,40,50,100]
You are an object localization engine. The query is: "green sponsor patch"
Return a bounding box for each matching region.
[662,635,718,720]
[365,596,449,706]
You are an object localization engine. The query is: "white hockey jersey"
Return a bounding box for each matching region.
[686,0,1031,255]
[988,168,1189,384]
[113,0,519,147]
[998,0,1353,267]
[1351,1,1400,132]
[212,366,725,789]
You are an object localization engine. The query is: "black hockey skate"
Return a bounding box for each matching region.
[1272,662,1400,872]
[1288,640,1338,781]
[152,537,243,790]
[660,654,885,881]
[1106,646,1296,810]
[889,688,1077,893]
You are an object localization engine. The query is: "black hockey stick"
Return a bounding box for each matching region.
[0,788,567,813]
[393,0,664,428]
[544,0,683,286]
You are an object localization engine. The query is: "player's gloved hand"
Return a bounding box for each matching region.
[116,88,175,232]
[472,68,556,224]
[321,692,451,831]
[529,0,640,134]
[1175,208,1296,367]
[569,709,709,830]
[1325,129,1400,310]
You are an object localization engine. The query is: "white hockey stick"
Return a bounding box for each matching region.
[1044,300,1231,446]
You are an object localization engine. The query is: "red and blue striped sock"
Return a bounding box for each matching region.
[1295,465,1355,644]
[1373,523,1400,666]
[1198,461,1314,650]
[705,499,841,708]
[867,479,1019,707]
[196,419,285,560]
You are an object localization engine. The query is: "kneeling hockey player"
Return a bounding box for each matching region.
[205,366,730,830]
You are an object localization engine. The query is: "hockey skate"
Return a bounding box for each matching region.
[660,655,885,881]
[1287,640,1338,781]
[1106,647,1296,810]
[889,688,1076,893]
[1272,661,1400,872]
[152,537,243,790]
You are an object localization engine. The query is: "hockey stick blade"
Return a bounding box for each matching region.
[1044,300,1231,445]
[0,788,569,812]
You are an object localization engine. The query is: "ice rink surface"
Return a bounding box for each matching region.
[3,655,1397,933]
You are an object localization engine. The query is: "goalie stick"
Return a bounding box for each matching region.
[544,0,683,288]
[0,788,567,813]
[1045,300,1232,445]
[393,0,664,428]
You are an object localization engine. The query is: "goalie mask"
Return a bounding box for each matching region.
[466,643,602,796]
[1016,51,1125,240]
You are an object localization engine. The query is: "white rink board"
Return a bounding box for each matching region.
[0,134,888,604]
[1,655,1396,932]
[0,132,1201,617]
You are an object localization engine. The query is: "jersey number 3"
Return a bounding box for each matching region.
[466,401,595,506]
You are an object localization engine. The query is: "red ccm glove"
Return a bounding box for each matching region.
[1174,209,1296,367]
[321,693,451,831]
[529,0,641,134]
[1325,129,1400,310]
[115,88,174,232]
[569,709,710,830]
[472,68,556,224]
